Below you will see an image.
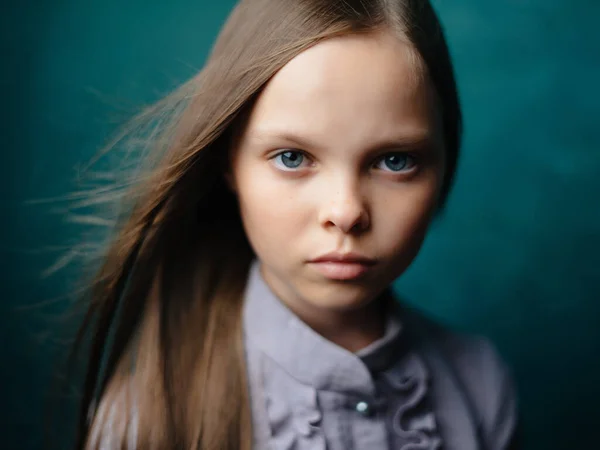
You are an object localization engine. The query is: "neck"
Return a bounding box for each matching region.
[267,280,389,353]
[307,299,387,352]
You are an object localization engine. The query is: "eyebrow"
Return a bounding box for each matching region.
[248,130,435,153]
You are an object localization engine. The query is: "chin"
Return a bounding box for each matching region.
[302,280,384,312]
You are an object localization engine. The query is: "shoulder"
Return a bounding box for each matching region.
[402,306,520,450]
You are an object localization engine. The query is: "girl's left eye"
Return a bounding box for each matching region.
[272,150,310,170]
[374,153,416,172]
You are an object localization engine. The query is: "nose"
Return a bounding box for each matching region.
[319,178,370,234]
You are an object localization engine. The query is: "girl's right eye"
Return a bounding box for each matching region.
[271,150,310,171]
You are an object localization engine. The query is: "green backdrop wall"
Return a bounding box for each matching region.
[2,0,599,448]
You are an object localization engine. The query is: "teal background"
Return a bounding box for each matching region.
[2,0,599,448]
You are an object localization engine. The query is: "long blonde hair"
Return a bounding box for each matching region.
[66,1,462,448]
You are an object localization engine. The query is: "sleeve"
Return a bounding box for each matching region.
[477,339,520,450]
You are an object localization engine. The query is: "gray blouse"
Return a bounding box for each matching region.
[243,262,518,450]
[91,262,518,449]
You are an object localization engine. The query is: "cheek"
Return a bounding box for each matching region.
[375,178,440,260]
[234,167,306,255]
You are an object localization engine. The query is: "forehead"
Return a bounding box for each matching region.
[243,30,439,148]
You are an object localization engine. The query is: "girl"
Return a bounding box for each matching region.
[69,0,519,449]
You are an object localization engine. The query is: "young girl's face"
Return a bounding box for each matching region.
[230,30,445,315]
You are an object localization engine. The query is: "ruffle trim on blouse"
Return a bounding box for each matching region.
[262,357,326,450]
[259,350,442,450]
[383,351,443,450]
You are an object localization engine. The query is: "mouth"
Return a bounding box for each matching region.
[308,252,377,281]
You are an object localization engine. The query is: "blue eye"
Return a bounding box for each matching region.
[375,153,415,172]
[274,150,306,170]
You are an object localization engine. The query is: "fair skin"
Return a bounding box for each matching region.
[229,30,445,351]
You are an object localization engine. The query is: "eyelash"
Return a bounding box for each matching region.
[270,149,418,174]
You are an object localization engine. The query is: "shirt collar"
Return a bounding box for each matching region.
[243,260,408,393]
